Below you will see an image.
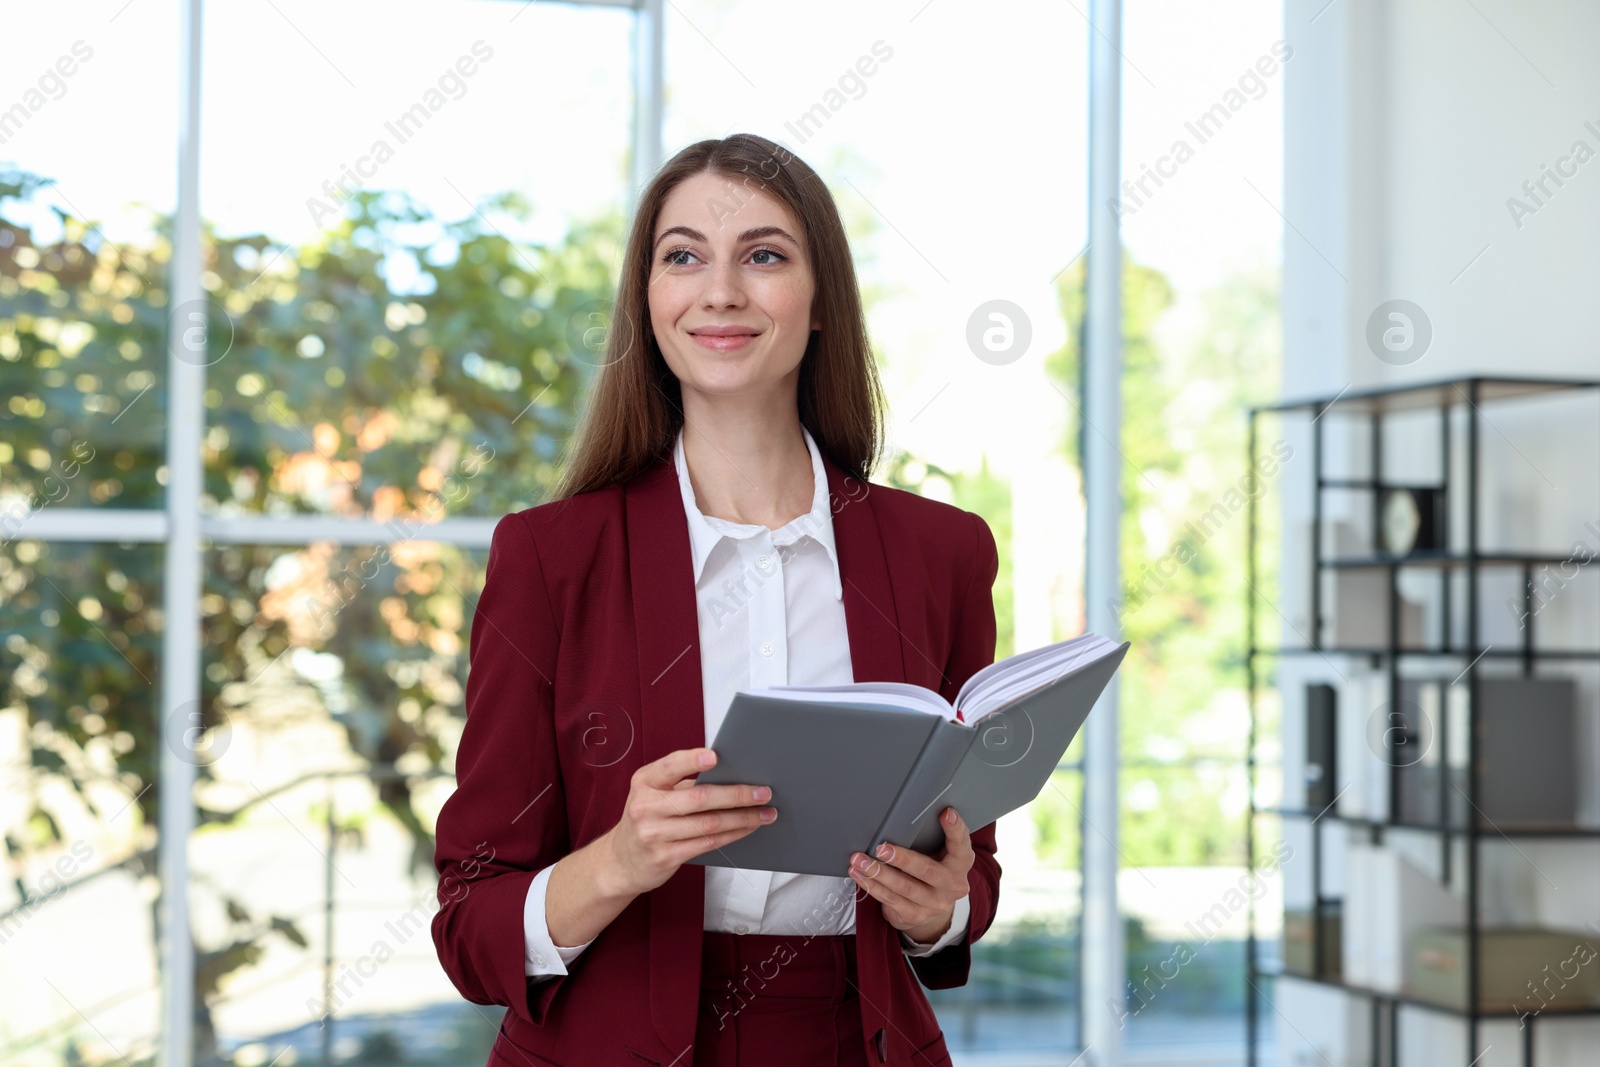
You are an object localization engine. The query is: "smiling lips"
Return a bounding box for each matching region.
[688,324,762,351]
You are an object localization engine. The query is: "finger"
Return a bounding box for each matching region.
[941,808,974,861]
[669,781,774,815]
[864,840,947,885]
[640,747,719,790]
[848,865,927,919]
[653,780,772,825]
[850,851,943,907]
[660,804,777,845]
[675,818,771,863]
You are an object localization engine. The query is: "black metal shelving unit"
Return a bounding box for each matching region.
[1244,376,1600,1067]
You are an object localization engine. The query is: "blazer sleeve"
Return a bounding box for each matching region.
[908,509,1003,990]
[431,511,574,1027]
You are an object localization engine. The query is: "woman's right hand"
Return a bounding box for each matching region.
[602,746,777,897]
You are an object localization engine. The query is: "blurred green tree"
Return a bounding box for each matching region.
[0,166,618,1064]
[1043,254,1281,867]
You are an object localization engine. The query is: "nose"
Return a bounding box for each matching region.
[699,256,747,310]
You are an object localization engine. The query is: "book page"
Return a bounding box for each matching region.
[958,632,1122,720]
[743,632,1122,725]
[740,682,957,722]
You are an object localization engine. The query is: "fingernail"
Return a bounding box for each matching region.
[852,854,870,871]
[876,843,892,860]
[760,807,776,822]
[699,751,715,767]
[753,786,771,802]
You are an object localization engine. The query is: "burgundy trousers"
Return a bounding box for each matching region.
[694,931,870,1067]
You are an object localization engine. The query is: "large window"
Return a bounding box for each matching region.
[3,3,181,1062]
[3,3,635,1063]
[3,3,1286,1065]
[198,0,635,520]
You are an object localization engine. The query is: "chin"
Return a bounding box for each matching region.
[667,348,803,400]
[668,350,756,385]
[680,371,769,398]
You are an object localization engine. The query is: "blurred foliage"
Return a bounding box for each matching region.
[1122,916,1246,1018]
[931,914,1078,1010]
[1046,254,1282,867]
[0,165,620,1063]
[926,915,1247,1024]
[1030,768,1083,872]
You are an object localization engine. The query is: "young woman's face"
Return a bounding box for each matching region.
[648,170,821,403]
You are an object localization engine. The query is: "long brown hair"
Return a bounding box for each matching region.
[549,133,885,501]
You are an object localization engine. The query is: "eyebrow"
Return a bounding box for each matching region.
[653,224,800,249]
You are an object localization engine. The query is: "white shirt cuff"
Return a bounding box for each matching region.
[900,893,971,957]
[523,863,596,978]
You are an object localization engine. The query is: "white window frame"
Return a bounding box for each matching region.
[144,4,661,1066]
[31,2,1128,1063]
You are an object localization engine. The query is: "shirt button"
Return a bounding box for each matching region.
[533,953,545,966]
[756,553,771,568]
[760,642,774,657]
[734,923,749,935]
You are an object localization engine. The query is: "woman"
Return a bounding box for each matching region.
[431,133,1001,1067]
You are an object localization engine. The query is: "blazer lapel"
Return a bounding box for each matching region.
[624,444,910,1053]
[823,454,907,1049]
[625,452,707,1053]
[823,455,907,686]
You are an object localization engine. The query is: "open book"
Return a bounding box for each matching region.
[689,632,1130,876]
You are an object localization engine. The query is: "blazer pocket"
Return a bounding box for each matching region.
[911,1029,951,1067]
[492,1022,563,1067]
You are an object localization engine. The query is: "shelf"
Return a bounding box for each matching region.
[1247,374,1600,1065]
[1322,551,1578,569]
[1317,478,1445,492]
[1262,967,1600,1019]
[1254,375,1600,417]
[1256,807,1600,839]
[1248,645,1600,660]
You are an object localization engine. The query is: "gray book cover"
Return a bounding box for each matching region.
[689,641,1129,876]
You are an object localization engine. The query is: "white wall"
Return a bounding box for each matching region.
[1285,0,1600,390]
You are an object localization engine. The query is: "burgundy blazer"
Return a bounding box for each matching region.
[431,443,1002,1067]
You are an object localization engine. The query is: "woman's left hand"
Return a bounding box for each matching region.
[847,806,973,944]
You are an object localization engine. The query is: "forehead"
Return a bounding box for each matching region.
[655,170,803,241]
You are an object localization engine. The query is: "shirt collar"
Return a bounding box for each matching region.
[673,424,843,601]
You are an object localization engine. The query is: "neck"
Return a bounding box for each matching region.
[679,395,815,530]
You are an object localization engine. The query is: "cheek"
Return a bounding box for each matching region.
[771,277,814,320]
[753,279,815,340]
[648,273,692,329]
[648,282,690,360]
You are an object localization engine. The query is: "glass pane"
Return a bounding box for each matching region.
[664,0,1093,1055]
[198,1,635,518]
[1,2,180,512]
[1120,765,1257,1058]
[1115,0,1286,1059]
[928,768,1085,1054]
[195,540,487,1059]
[0,540,164,1061]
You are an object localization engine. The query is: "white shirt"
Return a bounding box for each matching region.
[521,424,970,978]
